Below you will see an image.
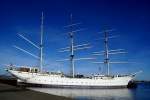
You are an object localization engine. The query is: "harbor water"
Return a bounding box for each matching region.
[29,82,150,100]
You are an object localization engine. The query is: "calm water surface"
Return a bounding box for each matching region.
[29,83,150,100]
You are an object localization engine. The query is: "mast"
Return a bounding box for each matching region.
[104,31,110,75]
[92,29,129,75]
[40,12,44,72]
[69,14,75,78]
[57,14,94,78]
[14,12,44,72]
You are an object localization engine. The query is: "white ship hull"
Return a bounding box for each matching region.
[8,70,134,88]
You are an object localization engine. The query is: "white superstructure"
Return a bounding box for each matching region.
[6,13,138,88]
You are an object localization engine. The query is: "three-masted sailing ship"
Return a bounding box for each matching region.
[6,13,139,88]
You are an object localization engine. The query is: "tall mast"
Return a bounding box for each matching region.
[40,12,44,72]
[57,14,94,77]
[69,14,75,78]
[93,29,129,75]
[104,31,110,75]
[14,12,44,71]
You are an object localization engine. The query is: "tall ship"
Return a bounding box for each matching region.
[6,13,140,88]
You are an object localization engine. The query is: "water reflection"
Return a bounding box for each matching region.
[29,87,134,100]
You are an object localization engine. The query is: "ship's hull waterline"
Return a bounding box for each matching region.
[8,70,134,88]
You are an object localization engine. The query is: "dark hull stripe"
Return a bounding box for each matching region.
[18,82,128,89]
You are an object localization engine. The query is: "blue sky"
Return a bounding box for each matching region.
[0,0,150,80]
